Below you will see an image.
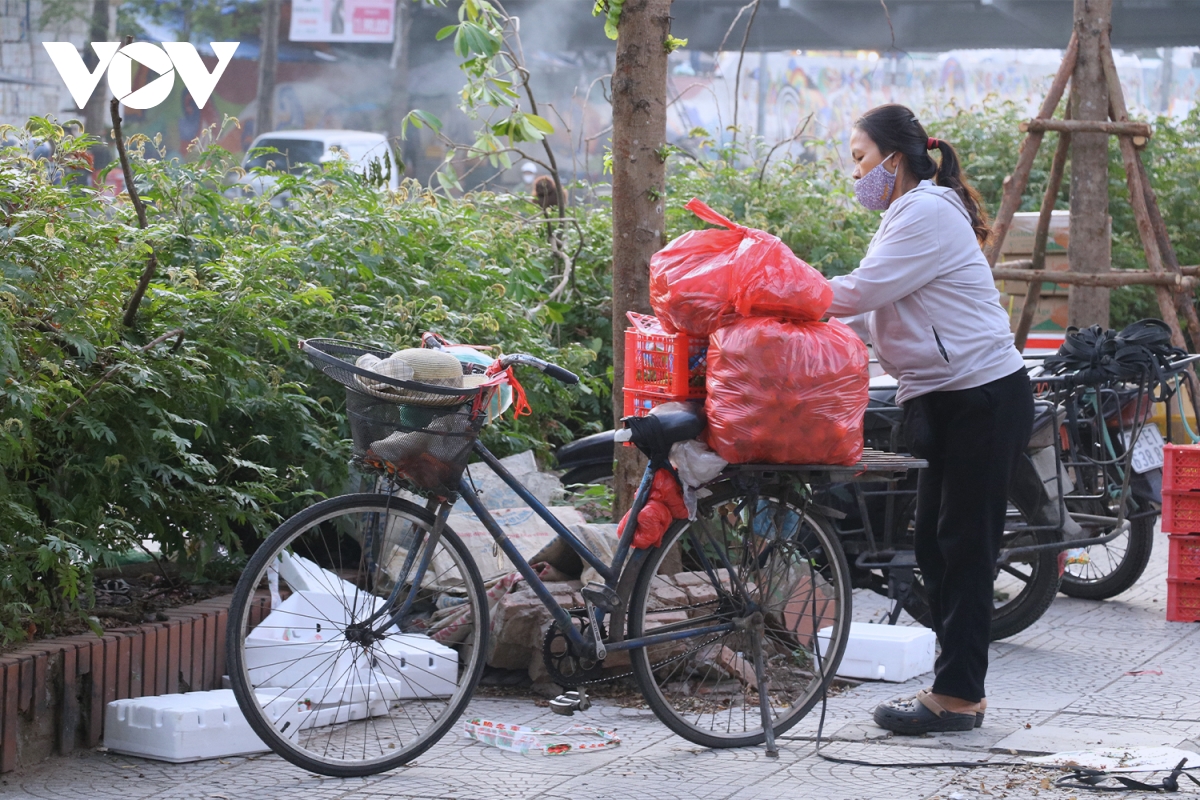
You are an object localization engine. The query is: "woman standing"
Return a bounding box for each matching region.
[826,104,1034,734]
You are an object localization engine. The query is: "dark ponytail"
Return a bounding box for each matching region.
[855,104,991,245]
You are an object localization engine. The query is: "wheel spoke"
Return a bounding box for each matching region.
[627,482,850,748]
[227,495,486,777]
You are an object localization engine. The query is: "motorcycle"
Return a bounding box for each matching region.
[555,346,1198,640]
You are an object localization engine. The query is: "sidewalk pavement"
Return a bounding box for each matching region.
[4,527,1199,800]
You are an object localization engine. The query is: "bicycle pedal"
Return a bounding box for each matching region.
[549,690,591,716]
[581,582,621,612]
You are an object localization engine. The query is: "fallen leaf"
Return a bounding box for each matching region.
[1040,777,1051,789]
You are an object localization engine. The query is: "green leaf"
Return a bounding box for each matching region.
[401,109,444,139]
[525,114,555,135]
[436,24,458,41]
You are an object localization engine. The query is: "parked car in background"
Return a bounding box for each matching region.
[227,129,399,202]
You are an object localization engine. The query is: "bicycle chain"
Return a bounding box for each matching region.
[550,600,728,687]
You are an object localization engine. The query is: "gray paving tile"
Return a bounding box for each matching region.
[9,521,1200,798]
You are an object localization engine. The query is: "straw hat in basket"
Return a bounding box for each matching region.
[354,348,489,406]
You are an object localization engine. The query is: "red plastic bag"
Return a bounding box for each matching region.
[704,318,868,466]
[649,198,833,337]
[617,469,688,550]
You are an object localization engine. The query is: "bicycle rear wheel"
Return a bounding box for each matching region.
[626,479,852,748]
[227,492,487,777]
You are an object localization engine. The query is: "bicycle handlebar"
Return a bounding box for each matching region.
[497,353,580,385]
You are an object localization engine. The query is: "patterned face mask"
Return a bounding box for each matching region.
[854,152,897,211]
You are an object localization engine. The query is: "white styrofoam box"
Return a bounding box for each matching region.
[104,687,401,762]
[104,689,278,762]
[245,590,458,699]
[817,622,936,682]
[276,551,361,598]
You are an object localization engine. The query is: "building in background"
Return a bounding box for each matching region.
[0,0,85,129]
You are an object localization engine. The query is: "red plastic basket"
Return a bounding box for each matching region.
[1162,489,1200,534]
[1166,578,1200,622]
[1164,444,1200,492]
[1168,534,1200,581]
[624,312,706,398]
[622,388,681,419]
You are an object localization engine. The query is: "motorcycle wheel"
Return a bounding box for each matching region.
[893,503,1063,641]
[1059,514,1156,600]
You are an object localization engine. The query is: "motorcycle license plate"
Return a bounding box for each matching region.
[1120,426,1165,474]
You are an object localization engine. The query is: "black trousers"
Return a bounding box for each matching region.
[906,367,1034,703]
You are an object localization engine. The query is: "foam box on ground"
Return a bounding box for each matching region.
[817,622,935,682]
[104,689,274,762]
[245,590,459,699]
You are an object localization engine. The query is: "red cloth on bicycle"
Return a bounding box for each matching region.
[704,317,869,465]
[649,198,833,337]
[618,469,688,550]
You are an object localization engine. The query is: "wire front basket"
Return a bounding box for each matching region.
[302,338,495,495]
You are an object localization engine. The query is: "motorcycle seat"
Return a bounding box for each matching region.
[1026,400,1065,452]
[623,408,706,457]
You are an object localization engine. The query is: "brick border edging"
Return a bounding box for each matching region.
[0,593,257,773]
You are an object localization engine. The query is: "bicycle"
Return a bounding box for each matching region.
[226,337,918,777]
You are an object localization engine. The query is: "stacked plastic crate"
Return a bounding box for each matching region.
[623,312,706,418]
[1162,445,1200,621]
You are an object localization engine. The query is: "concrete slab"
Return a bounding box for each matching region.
[992,724,1194,755]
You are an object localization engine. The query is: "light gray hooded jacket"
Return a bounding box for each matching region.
[828,180,1025,404]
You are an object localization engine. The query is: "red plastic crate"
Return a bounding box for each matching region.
[1167,578,1200,622]
[1162,489,1200,534]
[1168,534,1200,580]
[624,312,706,398]
[622,388,682,419]
[1164,444,1200,492]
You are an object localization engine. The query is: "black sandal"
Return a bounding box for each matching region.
[873,690,978,735]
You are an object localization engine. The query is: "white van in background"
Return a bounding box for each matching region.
[229,129,400,200]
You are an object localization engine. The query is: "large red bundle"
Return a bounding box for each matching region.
[704,318,868,465]
[649,198,833,337]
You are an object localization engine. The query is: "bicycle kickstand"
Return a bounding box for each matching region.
[749,614,778,758]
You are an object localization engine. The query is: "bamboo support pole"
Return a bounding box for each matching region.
[1020,118,1150,142]
[1013,102,1073,351]
[993,268,1198,289]
[1100,29,1200,424]
[1099,34,1186,350]
[985,32,1079,268]
[1136,155,1200,350]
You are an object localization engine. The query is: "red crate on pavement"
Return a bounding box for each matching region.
[624,312,706,398]
[1167,578,1200,622]
[1164,444,1200,492]
[1162,489,1200,534]
[1168,534,1200,581]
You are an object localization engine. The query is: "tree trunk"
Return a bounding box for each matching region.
[255,0,282,137]
[610,0,674,516]
[1067,0,1112,329]
[387,0,413,174]
[82,0,112,169]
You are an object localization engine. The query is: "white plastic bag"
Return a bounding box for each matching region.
[670,439,727,518]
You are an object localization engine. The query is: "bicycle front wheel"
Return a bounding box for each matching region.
[227,493,487,777]
[627,479,852,748]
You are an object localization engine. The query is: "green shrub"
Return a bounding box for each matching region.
[0,119,605,641]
